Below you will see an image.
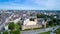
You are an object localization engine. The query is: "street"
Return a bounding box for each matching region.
[21,26,60,34]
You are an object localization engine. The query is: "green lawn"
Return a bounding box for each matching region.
[38,31,50,34]
[55,28,60,34]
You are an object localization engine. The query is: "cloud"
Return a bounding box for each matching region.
[46,0,56,9]
[0,0,60,10]
[46,0,60,10]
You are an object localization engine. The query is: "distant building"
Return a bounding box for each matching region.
[9,14,21,24]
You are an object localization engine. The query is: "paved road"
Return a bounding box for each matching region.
[50,26,60,34]
[21,27,52,34]
[21,26,60,34]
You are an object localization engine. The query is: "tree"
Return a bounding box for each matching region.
[8,22,15,30]
[15,23,20,30]
[56,19,60,25]
[14,30,20,34]
[48,21,54,27]
[37,14,46,18]
[3,31,8,34]
[30,18,34,21]
[17,23,21,30]
[52,18,60,25]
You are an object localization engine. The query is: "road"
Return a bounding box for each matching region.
[50,26,60,34]
[21,26,60,34]
[21,27,52,34]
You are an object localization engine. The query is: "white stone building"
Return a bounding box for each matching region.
[21,17,43,30]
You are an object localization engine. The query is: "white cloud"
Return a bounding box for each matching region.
[0,0,60,10]
[46,0,55,9]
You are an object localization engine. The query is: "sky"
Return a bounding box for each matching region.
[0,0,60,10]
